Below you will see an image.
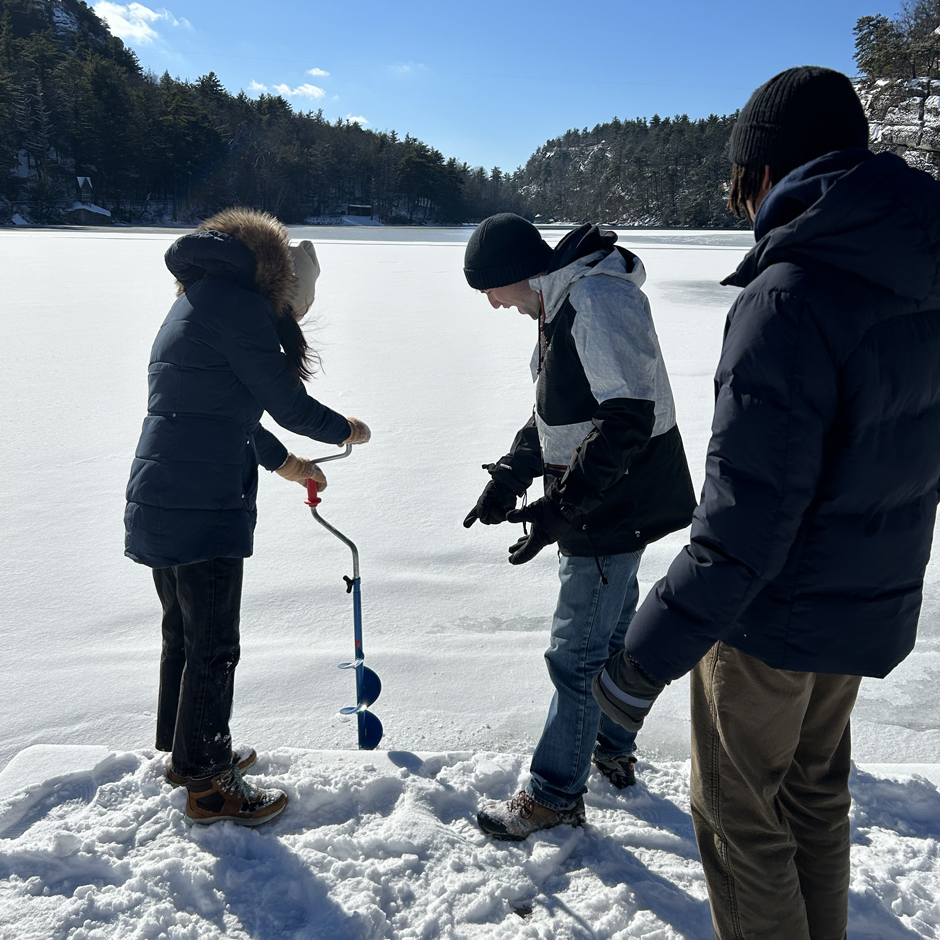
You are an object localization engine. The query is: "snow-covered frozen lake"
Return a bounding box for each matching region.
[1,226,939,939]
[3,224,938,768]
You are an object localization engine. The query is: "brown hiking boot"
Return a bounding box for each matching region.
[166,747,258,788]
[184,766,287,827]
[477,790,586,841]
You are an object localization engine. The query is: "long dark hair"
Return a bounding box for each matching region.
[274,314,319,386]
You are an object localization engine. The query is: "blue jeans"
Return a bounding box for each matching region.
[528,551,642,810]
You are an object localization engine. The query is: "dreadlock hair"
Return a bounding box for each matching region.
[727,164,793,220]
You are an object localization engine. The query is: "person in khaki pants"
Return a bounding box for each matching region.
[689,645,860,939]
[592,66,940,939]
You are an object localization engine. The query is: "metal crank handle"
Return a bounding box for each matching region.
[306,480,360,579]
[308,442,353,465]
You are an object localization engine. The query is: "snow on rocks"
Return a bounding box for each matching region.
[0,748,938,939]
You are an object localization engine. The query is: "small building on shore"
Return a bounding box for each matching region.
[66,202,112,225]
[67,177,112,225]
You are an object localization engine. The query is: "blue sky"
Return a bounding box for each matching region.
[92,0,903,172]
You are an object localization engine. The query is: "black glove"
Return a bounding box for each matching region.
[505,497,572,564]
[463,477,517,528]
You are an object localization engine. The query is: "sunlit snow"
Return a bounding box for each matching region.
[1,226,938,938]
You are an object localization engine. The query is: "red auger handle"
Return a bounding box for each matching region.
[305,478,321,507]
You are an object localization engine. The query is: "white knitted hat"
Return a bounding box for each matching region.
[288,240,320,319]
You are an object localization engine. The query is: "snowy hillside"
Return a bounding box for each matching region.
[1,227,939,938]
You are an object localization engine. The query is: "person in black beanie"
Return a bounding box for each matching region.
[593,66,940,939]
[463,213,695,840]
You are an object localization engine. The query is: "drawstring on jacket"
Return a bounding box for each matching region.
[584,527,608,586]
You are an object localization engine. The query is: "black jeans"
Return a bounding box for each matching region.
[153,557,243,778]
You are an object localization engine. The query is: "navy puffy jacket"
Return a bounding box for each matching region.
[625,149,940,680]
[125,230,350,568]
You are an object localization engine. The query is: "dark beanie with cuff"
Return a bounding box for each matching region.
[464,213,553,290]
[729,66,869,173]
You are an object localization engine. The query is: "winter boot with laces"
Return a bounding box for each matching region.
[166,746,258,788]
[593,753,637,789]
[477,790,586,841]
[184,766,288,827]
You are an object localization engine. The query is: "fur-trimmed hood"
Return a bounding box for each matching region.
[165,207,295,318]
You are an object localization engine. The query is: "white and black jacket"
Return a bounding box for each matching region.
[492,225,696,556]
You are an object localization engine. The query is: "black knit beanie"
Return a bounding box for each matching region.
[729,66,869,173]
[464,213,553,290]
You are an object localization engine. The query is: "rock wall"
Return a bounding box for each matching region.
[858,78,940,179]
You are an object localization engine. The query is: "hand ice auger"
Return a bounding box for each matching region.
[305,444,383,750]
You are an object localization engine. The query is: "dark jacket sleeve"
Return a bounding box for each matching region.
[218,297,351,445]
[252,422,289,471]
[551,398,655,517]
[624,287,839,681]
[490,414,543,495]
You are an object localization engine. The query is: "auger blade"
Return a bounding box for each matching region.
[360,666,382,708]
[358,710,384,750]
[338,666,383,715]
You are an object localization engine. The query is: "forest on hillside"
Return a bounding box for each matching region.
[1,0,938,226]
[0,0,522,224]
[513,0,940,227]
[515,113,741,228]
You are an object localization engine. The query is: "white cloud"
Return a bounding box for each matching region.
[346,114,368,125]
[93,2,188,45]
[390,62,428,75]
[247,80,268,94]
[273,83,326,99]
[306,68,330,77]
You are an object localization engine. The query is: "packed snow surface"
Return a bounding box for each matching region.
[1,226,939,938]
[0,747,938,939]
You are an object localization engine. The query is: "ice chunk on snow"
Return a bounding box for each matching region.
[856,762,940,789]
[0,744,111,793]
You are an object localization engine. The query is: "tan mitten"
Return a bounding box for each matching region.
[275,453,327,489]
[343,417,371,444]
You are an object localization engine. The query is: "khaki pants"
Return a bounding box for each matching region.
[691,643,861,940]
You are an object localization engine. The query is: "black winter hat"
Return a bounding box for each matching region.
[729,66,869,173]
[464,213,553,290]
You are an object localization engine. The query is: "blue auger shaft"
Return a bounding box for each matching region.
[303,447,383,750]
[351,576,367,744]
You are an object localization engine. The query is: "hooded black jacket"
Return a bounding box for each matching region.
[624,149,940,681]
[125,220,349,569]
[493,225,696,556]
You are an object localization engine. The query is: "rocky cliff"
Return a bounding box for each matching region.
[858,78,940,179]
